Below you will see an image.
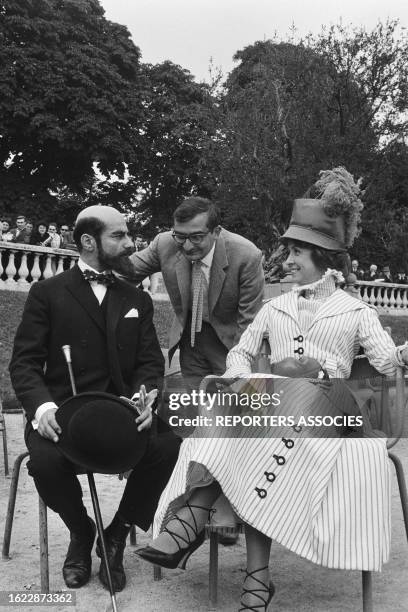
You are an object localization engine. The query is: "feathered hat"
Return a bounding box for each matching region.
[281,167,364,251]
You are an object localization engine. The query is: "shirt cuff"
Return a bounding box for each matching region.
[392,343,408,367]
[31,402,58,430]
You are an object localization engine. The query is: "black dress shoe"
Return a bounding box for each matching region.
[62,518,96,589]
[96,534,126,592]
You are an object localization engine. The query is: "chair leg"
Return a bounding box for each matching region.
[388,452,408,541]
[208,531,219,611]
[129,524,137,546]
[1,419,9,477]
[2,451,29,559]
[362,570,373,612]
[39,497,49,591]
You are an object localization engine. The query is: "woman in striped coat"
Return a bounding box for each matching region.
[136,168,408,610]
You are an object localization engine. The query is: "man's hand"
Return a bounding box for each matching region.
[38,408,61,442]
[120,385,158,432]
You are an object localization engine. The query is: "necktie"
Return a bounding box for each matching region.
[82,269,116,286]
[191,260,205,347]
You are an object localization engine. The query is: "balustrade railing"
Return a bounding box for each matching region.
[356,280,408,315]
[0,241,78,291]
[1,241,408,314]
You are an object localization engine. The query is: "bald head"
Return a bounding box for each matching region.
[75,205,125,226]
[73,206,125,252]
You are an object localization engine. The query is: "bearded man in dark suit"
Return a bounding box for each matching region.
[9,205,181,592]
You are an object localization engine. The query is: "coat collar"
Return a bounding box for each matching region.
[270,287,368,327]
[209,233,228,313]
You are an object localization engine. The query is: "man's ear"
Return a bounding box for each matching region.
[80,233,96,252]
[213,225,221,237]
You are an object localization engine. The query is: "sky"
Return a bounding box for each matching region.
[99,0,408,82]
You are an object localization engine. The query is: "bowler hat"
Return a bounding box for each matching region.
[281,199,347,251]
[56,392,148,474]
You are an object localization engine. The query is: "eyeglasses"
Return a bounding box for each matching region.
[172,231,210,245]
[61,227,69,231]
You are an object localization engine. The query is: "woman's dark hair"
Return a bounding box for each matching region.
[282,238,351,278]
[36,222,47,232]
[73,216,106,251]
[173,196,220,231]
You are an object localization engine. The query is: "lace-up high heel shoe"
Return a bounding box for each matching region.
[136,502,214,570]
[239,566,275,611]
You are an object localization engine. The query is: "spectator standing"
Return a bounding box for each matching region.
[60,225,76,249]
[351,258,365,280]
[382,266,393,283]
[42,223,62,249]
[365,264,379,281]
[1,219,13,241]
[30,222,50,246]
[10,215,29,243]
[134,235,145,251]
[21,220,34,244]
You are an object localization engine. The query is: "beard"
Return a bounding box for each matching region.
[96,243,136,276]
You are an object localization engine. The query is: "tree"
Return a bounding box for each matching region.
[125,60,218,235]
[207,21,408,253]
[352,141,408,271]
[0,0,143,219]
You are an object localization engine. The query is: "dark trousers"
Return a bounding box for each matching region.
[25,425,181,534]
[179,320,228,390]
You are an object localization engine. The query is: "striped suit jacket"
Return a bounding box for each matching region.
[226,288,403,378]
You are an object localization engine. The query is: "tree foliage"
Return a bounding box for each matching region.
[0,0,143,219]
[206,22,408,258]
[126,60,218,235]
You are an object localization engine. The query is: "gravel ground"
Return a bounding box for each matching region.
[1,412,408,612]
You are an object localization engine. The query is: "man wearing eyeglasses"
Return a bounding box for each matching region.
[128,196,264,387]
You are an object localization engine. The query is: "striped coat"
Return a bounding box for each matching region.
[153,288,403,570]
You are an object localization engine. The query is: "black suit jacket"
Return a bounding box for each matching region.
[9,265,164,421]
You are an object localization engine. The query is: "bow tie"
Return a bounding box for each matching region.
[82,269,116,286]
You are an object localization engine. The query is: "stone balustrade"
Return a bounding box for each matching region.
[356,280,408,315]
[0,241,169,298]
[1,242,408,315]
[0,241,79,291]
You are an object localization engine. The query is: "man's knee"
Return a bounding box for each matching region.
[26,431,70,479]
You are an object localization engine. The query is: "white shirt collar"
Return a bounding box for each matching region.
[200,242,216,268]
[78,258,102,274]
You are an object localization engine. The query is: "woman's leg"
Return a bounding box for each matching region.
[151,481,221,554]
[241,524,273,609]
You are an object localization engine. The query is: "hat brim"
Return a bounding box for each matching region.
[281,225,346,251]
[56,392,148,474]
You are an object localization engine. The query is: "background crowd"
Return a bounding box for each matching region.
[0,215,76,250]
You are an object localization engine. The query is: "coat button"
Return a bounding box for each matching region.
[293,335,303,342]
[294,347,304,355]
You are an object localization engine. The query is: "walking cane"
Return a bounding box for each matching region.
[61,345,118,612]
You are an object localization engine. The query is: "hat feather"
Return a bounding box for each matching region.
[314,167,364,248]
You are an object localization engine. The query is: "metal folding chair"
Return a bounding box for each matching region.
[199,343,407,611]
[0,398,9,477]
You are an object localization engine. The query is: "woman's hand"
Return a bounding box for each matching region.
[400,347,408,366]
